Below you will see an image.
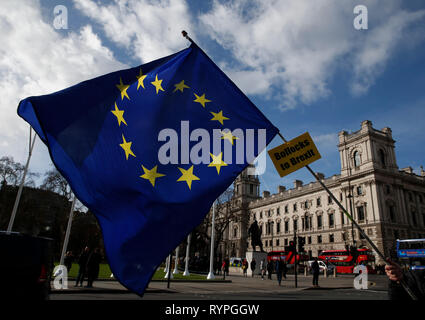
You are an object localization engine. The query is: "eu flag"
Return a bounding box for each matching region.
[18,43,278,294]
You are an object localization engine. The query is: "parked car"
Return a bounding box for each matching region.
[0,231,54,300]
[307,260,336,274]
[229,257,242,267]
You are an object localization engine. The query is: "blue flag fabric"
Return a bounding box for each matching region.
[18,43,278,294]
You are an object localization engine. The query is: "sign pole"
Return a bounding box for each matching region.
[294,229,297,288]
[276,132,418,300]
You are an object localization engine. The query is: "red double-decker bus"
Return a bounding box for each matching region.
[267,251,309,265]
[318,248,375,274]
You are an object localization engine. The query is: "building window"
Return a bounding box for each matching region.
[357,206,365,222]
[317,215,323,229]
[277,207,280,215]
[276,239,280,247]
[307,236,312,244]
[317,235,322,244]
[329,213,335,227]
[340,193,343,201]
[328,196,332,205]
[379,149,386,167]
[389,205,396,222]
[250,184,254,195]
[277,222,281,233]
[284,221,289,233]
[268,210,271,217]
[260,211,263,219]
[293,219,298,231]
[329,234,334,243]
[284,238,288,246]
[316,197,321,207]
[284,205,289,213]
[385,185,391,195]
[354,151,361,167]
[293,203,297,212]
[233,227,238,238]
[341,212,345,225]
[304,200,309,209]
[357,186,363,195]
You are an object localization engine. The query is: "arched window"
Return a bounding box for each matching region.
[379,149,386,167]
[353,151,361,167]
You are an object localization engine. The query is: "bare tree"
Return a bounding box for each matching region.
[192,188,238,257]
[0,156,38,187]
[40,168,72,200]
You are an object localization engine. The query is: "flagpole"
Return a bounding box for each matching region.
[7,126,36,233]
[207,201,217,280]
[173,246,180,274]
[59,196,77,267]
[277,132,418,300]
[183,233,191,276]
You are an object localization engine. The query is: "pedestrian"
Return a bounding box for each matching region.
[282,261,288,279]
[385,259,425,300]
[275,259,283,286]
[250,258,256,278]
[242,259,248,277]
[260,259,266,280]
[64,251,73,274]
[75,246,90,287]
[312,257,320,288]
[267,260,274,280]
[224,257,229,276]
[86,248,102,288]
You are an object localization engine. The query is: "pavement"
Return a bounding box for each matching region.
[51,272,389,300]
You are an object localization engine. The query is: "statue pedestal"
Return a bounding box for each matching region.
[246,251,267,277]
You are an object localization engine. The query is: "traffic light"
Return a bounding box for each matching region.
[289,240,296,252]
[298,237,305,253]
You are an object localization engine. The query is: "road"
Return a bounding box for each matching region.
[50,273,389,300]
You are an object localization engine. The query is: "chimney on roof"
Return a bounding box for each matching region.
[278,185,286,193]
[294,180,303,188]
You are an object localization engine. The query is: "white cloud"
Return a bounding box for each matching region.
[0,0,126,176]
[199,0,425,109]
[73,0,194,63]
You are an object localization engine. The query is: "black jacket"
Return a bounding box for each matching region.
[388,269,425,300]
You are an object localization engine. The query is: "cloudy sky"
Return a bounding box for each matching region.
[1,0,425,194]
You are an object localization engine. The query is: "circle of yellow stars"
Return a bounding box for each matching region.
[111,68,238,190]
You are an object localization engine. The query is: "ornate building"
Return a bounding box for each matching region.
[217,120,425,264]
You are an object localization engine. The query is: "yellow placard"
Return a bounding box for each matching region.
[268,132,321,177]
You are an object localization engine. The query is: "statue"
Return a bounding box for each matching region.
[248,220,264,252]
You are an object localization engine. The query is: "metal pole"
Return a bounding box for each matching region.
[59,196,77,266]
[277,131,418,300]
[7,127,36,233]
[207,201,216,280]
[183,233,191,276]
[294,229,297,288]
[166,254,172,288]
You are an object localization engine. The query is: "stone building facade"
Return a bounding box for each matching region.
[217,120,425,264]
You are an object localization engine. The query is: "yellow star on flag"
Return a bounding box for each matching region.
[116,78,130,100]
[210,110,229,125]
[177,165,200,190]
[136,69,147,90]
[140,165,165,187]
[120,134,136,160]
[151,74,165,94]
[221,130,239,145]
[208,153,227,175]
[193,93,211,108]
[173,80,190,93]
[111,103,127,127]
